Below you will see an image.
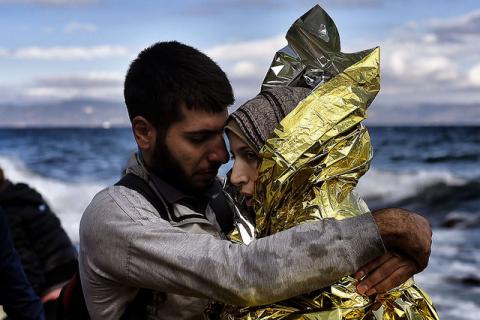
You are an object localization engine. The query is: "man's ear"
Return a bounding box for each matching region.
[132,116,157,152]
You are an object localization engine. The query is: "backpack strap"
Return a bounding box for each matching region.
[117,174,234,234]
[56,266,90,320]
[57,175,235,320]
[115,173,171,221]
[210,188,235,235]
[57,174,173,320]
[115,173,170,319]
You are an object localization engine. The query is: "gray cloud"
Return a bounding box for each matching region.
[3,7,479,126]
[310,0,382,8]
[64,22,97,33]
[26,73,123,101]
[34,73,123,89]
[0,73,127,127]
[430,10,480,42]
[205,8,480,124]
[0,73,124,106]
[206,35,285,61]
[0,0,98,6]
[182,0,382,16]
[0,45,132,60]
[359,9,480,121]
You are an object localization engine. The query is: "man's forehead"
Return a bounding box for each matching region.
[177,105,228,131]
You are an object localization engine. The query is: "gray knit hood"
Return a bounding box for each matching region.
[226,87,311,152]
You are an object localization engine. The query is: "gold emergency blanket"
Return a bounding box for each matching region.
[218,5,439,320]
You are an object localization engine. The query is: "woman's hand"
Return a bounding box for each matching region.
[354,251,418,296]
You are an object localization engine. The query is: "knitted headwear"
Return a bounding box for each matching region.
[226,86,311,152]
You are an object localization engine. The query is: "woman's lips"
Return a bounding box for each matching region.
[245,196,254,207]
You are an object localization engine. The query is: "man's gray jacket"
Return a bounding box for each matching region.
[79,155,385,319]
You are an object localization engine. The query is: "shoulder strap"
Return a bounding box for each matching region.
[115,173,170,221]
[115,174,167,319]
[57,266,90,320]
[57,175,169,320]
[209,187,235,235]
[117,174,234,235]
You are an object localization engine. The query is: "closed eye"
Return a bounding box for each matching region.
[245,151,258,161]
[184,129,223,145]
[237,147,258,163]
[188,134,208,144]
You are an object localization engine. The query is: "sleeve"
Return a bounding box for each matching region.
[0,208,45,320]
[80,188,384,307]
[25,200,77,289]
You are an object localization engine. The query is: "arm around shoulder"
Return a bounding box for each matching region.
[80,189,385,307]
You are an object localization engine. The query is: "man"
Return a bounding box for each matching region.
[0,167,78,319]
[79,41,431,319]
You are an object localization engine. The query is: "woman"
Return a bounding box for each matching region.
[212,5,438,319]
[220,84,438,319]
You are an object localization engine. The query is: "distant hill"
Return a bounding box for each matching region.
[0,99,130,128]
[0,98,479,127]
[365,102,480,126]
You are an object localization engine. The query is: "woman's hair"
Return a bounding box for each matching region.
[227,87,310,151]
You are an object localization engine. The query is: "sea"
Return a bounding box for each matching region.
[0,126,479,319]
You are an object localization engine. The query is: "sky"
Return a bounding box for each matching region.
[0,0,480,126]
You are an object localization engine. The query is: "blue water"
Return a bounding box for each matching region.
[368,126,480,179]
[1,126,479,182]
[1,126,479,319]
[0,128,136,183]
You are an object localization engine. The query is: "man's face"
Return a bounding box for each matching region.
[151,104,229,192]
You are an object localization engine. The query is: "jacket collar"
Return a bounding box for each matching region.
[124,153,221,212]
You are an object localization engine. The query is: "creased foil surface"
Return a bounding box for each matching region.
[216,5,439,320]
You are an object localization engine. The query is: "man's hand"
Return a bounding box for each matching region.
[354,252,417,296]
[372,208,432,271]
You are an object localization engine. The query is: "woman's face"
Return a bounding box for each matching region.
[228,132,259,207]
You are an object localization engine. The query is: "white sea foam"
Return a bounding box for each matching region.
[357,168,466,204]
[2,156,479,318]
[0,156,106,243]
[431,296,480,320]
[415,228,480,319]
[1,156,473,242]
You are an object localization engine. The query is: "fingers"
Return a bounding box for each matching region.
[356,253,416,296]
[367,264,416,295]
[354,252,394,280]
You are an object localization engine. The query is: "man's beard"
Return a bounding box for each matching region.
[150,138,219,194]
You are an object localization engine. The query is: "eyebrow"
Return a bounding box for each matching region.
[236,145,255,154]
[183,128,224,135]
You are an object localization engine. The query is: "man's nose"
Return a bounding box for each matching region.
[207,136,229,164]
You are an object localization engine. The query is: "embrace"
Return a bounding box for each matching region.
[79,6,438,320]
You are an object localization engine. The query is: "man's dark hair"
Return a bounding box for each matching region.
[124,41,234,130]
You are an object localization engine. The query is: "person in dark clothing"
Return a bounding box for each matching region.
[0,167,77,319]
[0,206,45,320]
